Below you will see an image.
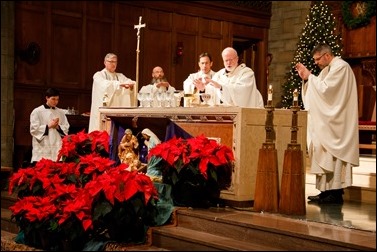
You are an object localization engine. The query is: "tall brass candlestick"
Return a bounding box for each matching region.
[279,87,305,215]
[291,88,299,144]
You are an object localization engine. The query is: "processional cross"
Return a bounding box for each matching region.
[134,16,146,106]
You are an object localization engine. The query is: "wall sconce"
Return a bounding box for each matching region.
[18,42,41,65]
[176,42,183,57]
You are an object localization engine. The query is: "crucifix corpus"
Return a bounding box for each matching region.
[134,16,146,107]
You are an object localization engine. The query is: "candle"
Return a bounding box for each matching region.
[293,89,298,106]
[268,85,273,101]
[293,89,298,101]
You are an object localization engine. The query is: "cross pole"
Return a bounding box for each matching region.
[134,16,146,107]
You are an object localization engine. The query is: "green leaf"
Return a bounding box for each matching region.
[92,200,112,220]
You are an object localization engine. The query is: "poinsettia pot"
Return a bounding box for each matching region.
[168,165,221,208]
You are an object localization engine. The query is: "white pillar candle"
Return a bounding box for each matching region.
[268,85,273,101]
[293,89,298,101]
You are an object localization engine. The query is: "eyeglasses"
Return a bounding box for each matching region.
[106,60,117,64]
[313,53,326,62]
[223,57,237,63]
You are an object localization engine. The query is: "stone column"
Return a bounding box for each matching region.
[268,1,311,107]
[1,1,15,168]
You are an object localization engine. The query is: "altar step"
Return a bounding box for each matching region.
[305,155,376,204]
[2,206,376,251]
[149,207,375,251]
[1,191,18,234]
[2,155,375,251]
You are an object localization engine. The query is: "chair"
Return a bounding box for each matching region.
[358,84,376,152]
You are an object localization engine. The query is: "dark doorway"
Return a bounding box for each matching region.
[233,38,258,69]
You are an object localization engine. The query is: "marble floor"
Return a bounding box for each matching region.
[226,192,376,234]
[302,154,376,233]
[293,154,376,233]
[228,153,376,233]
[295,192,376,232]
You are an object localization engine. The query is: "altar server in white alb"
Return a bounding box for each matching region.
[30,88,70,164]
[183,52,220,106]
[296,43,359,204]
[209,47,264,108]
[89,53,136,132]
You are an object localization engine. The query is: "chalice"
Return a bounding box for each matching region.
[200,93,211,106]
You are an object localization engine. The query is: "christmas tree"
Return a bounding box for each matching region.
[280,1,343,108]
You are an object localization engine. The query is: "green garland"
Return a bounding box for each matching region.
[342,1,376,29]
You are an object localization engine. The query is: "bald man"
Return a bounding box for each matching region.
[210,47,264,108]
[139,66,176,94]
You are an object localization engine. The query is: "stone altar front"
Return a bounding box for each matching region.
[99,106,307,207]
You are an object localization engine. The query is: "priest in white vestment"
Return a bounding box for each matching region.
[296,43,359,204]
[139,66,176,94]
[210,47,264,108]
[139,66,175,107]
[89,53,136,133]
[30,88,70,163]
[183,52,220,106]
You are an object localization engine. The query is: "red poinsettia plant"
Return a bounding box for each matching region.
[8,130,159,251]
[148,134,234,186]
[146,134,234,207]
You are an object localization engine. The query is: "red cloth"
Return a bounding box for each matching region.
[359,121,376,125]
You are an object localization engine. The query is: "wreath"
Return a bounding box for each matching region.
[342,1,376,29]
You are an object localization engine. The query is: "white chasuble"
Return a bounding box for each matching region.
[212,63,264,108]
[89,69,135,133]
[301,56,359,190]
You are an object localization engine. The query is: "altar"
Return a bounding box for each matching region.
[99,106,307,207]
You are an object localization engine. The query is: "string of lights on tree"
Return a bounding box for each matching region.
[280,1,343,109]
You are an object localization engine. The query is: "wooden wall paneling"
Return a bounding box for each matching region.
[78,93,92,115]
[173,13,199,90]
[57,92,80,113]
[13,89,44,146]
[13,89,38,169]
[116,5,144,86]
[254,39,269,102]
[125,1,270,29]
[86,1,114,19]
[231,24,268,101]
[142,9,173,89]
[85,1,115,90]
[174,33,197,90]
[199,18,227,72]
[361,58,376,121]
[350,59,376,121]
[199,36,224,73]
[330,0,377,126]
[51,1,83,14]
[51,14,82,88]
[350,63,364,117]
[174,13,199,34]
[85,19,114,86]
[116,23,138,87]
[327,1,376,57]
[73,1,116,127]
[14,6,47,85]
[363,16,376,56]
[343,16,376,58]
